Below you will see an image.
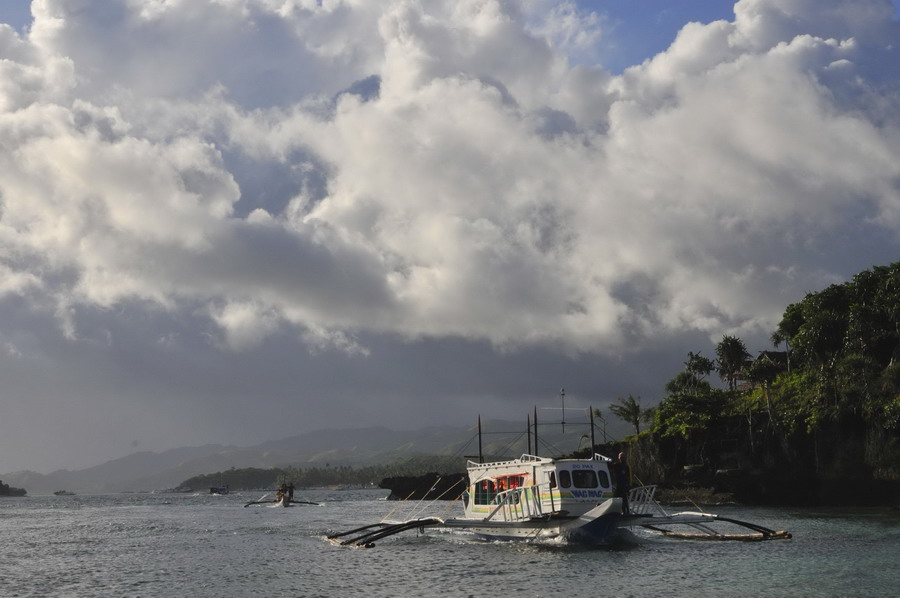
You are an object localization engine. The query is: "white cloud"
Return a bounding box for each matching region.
[1,0,899,361]
[210,300,280,350]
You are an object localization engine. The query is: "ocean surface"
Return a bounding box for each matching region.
[1,489,898,597]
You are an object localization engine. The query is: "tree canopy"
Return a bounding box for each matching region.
[648,261,900,485]
[608,395,655,436]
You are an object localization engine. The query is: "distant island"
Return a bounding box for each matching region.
[177,455,466,493]
[0,479,27,497]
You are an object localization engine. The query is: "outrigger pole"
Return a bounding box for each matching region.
[328,518,443,548]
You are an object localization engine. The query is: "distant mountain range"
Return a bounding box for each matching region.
[2,419,629,494]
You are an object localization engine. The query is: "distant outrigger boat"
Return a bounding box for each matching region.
[53,490,76,496]
[244,483,320,508]
[330,402,791,548]
[244,495,321,508]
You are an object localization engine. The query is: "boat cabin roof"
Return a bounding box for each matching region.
[466,453,612,473]
[466,454,550,469]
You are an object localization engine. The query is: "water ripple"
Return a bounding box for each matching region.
[0,492,897,597]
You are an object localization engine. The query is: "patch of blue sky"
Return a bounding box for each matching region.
[0,0,30,33]
[562,0,900,72]
[573,0,736,72]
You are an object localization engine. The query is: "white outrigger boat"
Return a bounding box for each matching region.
[331,402,791,548]
[329,451,791,548]
[443,453,620,544]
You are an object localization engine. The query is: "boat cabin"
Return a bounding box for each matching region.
[464,454,614,520]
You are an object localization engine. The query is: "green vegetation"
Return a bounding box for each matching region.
[0,480,27,496]
[179,455,467,492]
[608,395,655,436]
[638,261,900,504]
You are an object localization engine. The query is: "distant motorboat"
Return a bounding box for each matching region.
[209,485,229,495]
[53,490,76,496]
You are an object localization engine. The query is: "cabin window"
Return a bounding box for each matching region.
[474,480,497,505]
[572,470,598,489]
[559,470,572,489]
[598,471,610,489]
[493,475,526,495]
[548,472,557,488]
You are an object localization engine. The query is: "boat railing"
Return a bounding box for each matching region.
[466,454,552,468]
[485,483,556,522]
[628,484,664,516]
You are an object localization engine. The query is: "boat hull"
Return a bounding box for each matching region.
[443,498,622,545]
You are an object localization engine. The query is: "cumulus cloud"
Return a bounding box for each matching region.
[1,0,899,362]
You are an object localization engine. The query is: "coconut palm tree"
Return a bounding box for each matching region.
[715,335,750,390]
[608,395,654,436]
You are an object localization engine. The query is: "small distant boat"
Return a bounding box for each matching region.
[209,485,229,495]
[53,490,76,496]
[244,485,320,508]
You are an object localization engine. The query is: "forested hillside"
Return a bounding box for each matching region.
[625,261,900,505]
[179,455,468,491]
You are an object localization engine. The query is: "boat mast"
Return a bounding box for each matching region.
[589,405,596,453]
[533,405,539,457]
[560,387,566,433]
[478,415,483,463]
[527,412,532,455]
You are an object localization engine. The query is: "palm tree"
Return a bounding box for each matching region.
[715,335,751,390]
[609,395,654,435]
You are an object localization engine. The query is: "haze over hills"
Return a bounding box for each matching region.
[2,418,630,494]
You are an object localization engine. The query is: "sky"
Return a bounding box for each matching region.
[1,0,899,474]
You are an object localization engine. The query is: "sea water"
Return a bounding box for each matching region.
[1,490,898,597]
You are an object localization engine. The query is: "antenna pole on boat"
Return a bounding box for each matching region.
[533,405,539,457]
[589,405,596,453]
[478,415,483,463]
[560,387,565,433]
[527,413,532,455]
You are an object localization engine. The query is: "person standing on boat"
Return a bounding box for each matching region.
[613,452,631,515]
